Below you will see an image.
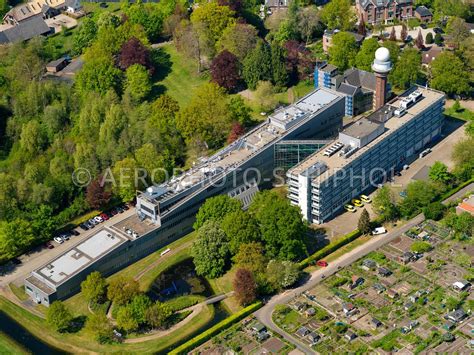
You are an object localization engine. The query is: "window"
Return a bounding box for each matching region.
[26,286,32,292]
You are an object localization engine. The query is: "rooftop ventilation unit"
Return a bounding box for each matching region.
[323,142,344,157]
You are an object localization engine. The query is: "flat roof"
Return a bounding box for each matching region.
[33,228,128,286]
[341,119,382,139]
[288,86,445,179]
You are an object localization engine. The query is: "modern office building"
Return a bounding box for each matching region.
[25,88,347,304]
[287,85,445,224]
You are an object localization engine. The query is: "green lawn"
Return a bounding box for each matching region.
[0,332,27,355]
[0,296,215,354]
[157,44,209,107]
[9,284,29,302]
[444,105,474,122]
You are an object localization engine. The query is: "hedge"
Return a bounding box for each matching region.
[299,229,362,269]
[439,178,474,202]
[169,301,263,354]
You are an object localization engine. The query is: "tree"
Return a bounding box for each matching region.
[112,157,140,202]
[452,99,461,112]
[426,32,433,44]
[399,180,436,218]
[429,161,451,183]
[118,37,152,72]
[227,122,245,144]
[233,242,268,275]
[191,220,230,278]
[243,41,272,90]
[271,42,289,89]
[210,50,241,92]
[284,40,314,82]
[217,23,258,61]
[372,186,398,221]
[217,0,242,12]
[297,6,322,44]
[233,268,257,306]
[116,305,139,332]
[444,212,474,236]
[249,191,307,261]
[415,29,424,49]
[383,41,400,65]
[129,294,153,325]
[266,260,301,290]
[358,209,371,234]
[76,56,123,96]
[434,32,443,46]
[194,195,242,230]
[20,120,47,156]
[328,32,358,72]
[123,2,164,43]
[320,0,354,31]
[430,52,470,96]
[400,23,408,42]
[176,82,233,148]
[410,241,432,253]
[73,17,98,54]
[433,0,470,19]
[389,48,421,89]
[146,302,173,329]
[86,177,111,209]
[81,271,107,304]
[228,95,252,127]
[422,202,445,220]
[389,27,396,41]
[46,301,73,333]
[125,64,152,103]
[107,276,140,306]
[221,210,260,254]
[446,17,470,48]
[355,38,380,72]
[85,312,114,344]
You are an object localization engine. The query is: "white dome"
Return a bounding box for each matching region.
[375,47,390,62]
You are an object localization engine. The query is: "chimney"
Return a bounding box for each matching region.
[372,47,392,111]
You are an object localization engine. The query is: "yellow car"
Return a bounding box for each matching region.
[351,199,363,207]
[360,195,372,203]
[344,204,356,213]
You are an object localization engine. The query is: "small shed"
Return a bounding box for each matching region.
[46,58,68,73]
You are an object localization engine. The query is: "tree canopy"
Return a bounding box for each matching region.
[328,32,358,72]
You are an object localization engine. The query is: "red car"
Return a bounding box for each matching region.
[316,260,328,267]
[45,241,54,249]
[100,213,109,221]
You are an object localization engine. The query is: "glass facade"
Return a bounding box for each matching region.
[274,140,329,172]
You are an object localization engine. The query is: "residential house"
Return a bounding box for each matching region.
[415,6,432,23]
[296,326,310,337]
[378,267,392,277]
[305,307,316,317]
[453,281,471,292]
[446,308,467,323]
[251,322,267,334]
[404,301,414,311]
[356,0,414,25]
[371,318,383,329]
[350,275,365,289]
[344,331,357,341]
[399,251,414,264]
[307,332,321,344]
[0,15,50,44]
[387,289,399,299]
[3,0,81,26]
[322,29,364,53]
[443,321,455,331]
[265,0,289,9]
[293,302,305,312]
[362,259,377,270]
[456,195,474,217]
[373,283,386,294]
[46,57,69,73]
[422,46,442,66]
[342,302,359,317]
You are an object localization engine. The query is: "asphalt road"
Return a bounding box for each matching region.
[255,183,473,354]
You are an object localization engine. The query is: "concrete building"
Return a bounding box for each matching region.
[314,62,390,117]
[25,88,347,304]
[286,85,445,223]
[356,0,413,25]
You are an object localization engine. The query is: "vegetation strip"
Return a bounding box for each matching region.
[169,301,263,354]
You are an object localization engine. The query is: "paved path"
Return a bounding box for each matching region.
[255,183,473,354]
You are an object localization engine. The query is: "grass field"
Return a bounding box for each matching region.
[0,296,215,354]
[157,44,209,107]
[0,332,27,355]
[444,105,474,122]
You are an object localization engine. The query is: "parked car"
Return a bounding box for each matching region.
[316,260,328,267]
[372,227,387,235]
[116,206,124,213]
[344,204,356,213]
[351,199,363,207]
[94,216,104,223]
[100,213,109,221]
[433,27,443,34]
[60,233,70,241]
[88,218,98,226]
[360,195,372,203]
[70,229,80,236]
[121,204,129,211]
[79,223,89,231]
[419,148,431,158]
[54,236,64,244]
[420,23,427,29]
[45,241,54,249]
[12,258,22,265]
